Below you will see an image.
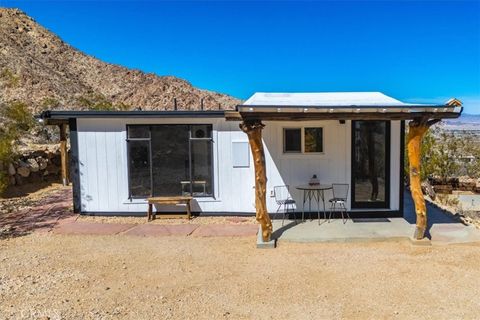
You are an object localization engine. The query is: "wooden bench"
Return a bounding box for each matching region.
[147,196,193,221]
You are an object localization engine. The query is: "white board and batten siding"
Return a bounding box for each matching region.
[76,118,402,214]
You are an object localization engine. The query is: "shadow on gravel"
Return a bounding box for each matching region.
[0,188,75,239]
[403,189,467,239]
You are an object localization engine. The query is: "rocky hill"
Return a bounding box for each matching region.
[0,8,239,113]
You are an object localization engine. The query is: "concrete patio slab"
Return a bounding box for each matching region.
[191,224,258,237]
[53,222,135,235]
[430,224,480,245]
[256,226,276,248]
[273,218,415,243]
[272,190,480,245]
[123,224,199,237]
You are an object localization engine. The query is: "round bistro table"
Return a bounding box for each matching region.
[295,184,332,223]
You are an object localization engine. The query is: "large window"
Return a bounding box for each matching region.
[283,127,324,153]
[127,125,213,198]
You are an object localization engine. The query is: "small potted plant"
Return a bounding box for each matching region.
[309,174,320,186]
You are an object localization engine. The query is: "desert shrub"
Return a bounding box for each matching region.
[2,101,35,131]
[0,101,35,194]
[0,132,14,195]
[77,93,129,111]
[405,125,479,184]
[40,97,61,111]
[0,68,20,88]
[0,171,8,194]
[0,131,15,162]
[436,194,460,207]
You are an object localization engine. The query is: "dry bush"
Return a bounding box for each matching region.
[0,100,36,194]
[436,194,460,207]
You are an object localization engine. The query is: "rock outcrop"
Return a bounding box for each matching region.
[0,8,240,112]
[5,146,63,186]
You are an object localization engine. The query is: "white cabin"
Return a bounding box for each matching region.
[40,92,462,218]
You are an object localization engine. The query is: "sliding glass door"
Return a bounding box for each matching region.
[127,124,213,198]
[351,121,390,209]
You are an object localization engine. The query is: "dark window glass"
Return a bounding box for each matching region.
[128,140,151,197]
[304,128,323,153]
[151,125,190,197]
[128,126,150,139]
[284,128,301,153]
[352,121,389,208]
[191,140,213,196]
[127,124,213,198]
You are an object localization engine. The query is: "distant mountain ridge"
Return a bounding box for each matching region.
[442,114,480,131]
[0,8,240,112]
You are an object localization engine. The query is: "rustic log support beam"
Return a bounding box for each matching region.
[240,120,273,242]
[59,123,69,186]
[407,117,440,239]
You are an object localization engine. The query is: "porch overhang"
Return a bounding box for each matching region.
[225,108,462,121]
[225,92,462,121]
[231,92,463,243]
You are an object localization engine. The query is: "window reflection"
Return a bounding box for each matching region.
[127,125,213,198]
[353,121,389,208]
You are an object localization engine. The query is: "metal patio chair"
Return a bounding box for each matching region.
[328,183,350,224]
[273,185,297,226]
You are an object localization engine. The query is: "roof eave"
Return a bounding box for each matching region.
[38,110,227,125]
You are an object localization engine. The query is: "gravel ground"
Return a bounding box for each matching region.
[78,215,256,225]
[0,183,68,215]
[1,234,479,319]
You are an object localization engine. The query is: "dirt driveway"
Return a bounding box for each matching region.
[1,233,479,319]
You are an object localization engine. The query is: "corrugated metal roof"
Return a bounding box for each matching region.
[242,92,424,107]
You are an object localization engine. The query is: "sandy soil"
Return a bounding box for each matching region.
[1,234,479,320]
[78,215,256,225]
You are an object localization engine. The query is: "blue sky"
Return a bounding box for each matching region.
[2,1,480,113]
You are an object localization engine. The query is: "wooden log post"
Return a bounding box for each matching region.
[59,123,69,186]
[407,118,440,239]
[240,120,273,242]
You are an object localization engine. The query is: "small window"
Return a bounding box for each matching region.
[284,128,301,153]
[304,127,323,153]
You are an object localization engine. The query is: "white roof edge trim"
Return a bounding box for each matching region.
[242,92,442,107]
[237,106,460,114]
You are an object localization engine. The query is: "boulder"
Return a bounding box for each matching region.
[32,150,47,158]
[9,176,16,186]
[433,184,453,194]
[26,158,39,172]
[8,163,16,176]
[18,160,29,168]
[14,174,23,185]
[45,164,60,175]
[36,157,48,170]
[17,166,30,177]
